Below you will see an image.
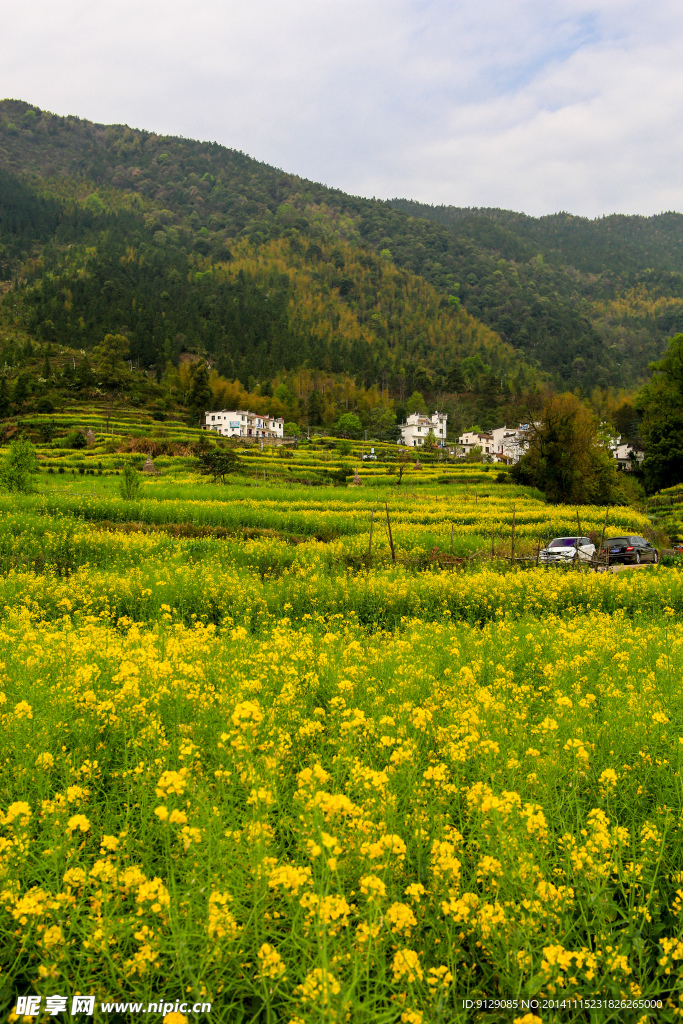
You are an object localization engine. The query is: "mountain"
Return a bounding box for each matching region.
[389,200,683,388]
[0,99,543,431]
[0,97,681,424]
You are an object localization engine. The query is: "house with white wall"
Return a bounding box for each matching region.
[400,411,447,447]
[490,424,533,464]
[204,409,284,439]
[613,441,644,472]
[457,430,494,457]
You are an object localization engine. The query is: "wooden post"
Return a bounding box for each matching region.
[368,511,374,558]
[385,501,396,563]
[491,525,495,559]
[536,535,541,567]
[598,510,608,569]
[450,523,454,556]
[511,506,516,565]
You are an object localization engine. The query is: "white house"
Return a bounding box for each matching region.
[490,424,533,464]
[457,430,494,457]
[613,441,644,472]
[204,409,284,439]
[400,411,447,447]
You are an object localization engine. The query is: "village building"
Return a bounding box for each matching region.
[399,411,447,447]
[454,424,535,462]
[204,409,284,439]
[490,424,533,464]
[457,430,494,457]
[613,440,645,471]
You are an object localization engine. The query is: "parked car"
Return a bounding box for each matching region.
[601,536,659,564]
[539,536,596,564]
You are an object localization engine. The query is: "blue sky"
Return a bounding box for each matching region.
[3,0,682,217]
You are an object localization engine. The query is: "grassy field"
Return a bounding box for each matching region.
[0,462,680,1023]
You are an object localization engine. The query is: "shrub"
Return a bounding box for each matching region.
[65,429,87,450]
[119,462,141,501]
[0,436,38,493]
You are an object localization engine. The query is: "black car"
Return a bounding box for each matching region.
[601,536,659,565]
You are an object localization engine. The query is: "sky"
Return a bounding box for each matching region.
[3,0,683,217]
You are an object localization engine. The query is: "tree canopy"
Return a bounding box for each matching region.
[637,333,683,492]
[512,394,622,504]
[195,445,240,484]
[0,435,37,493]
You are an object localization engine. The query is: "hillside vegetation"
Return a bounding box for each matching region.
[1,98,681,424]
[0,99,546,436]
[391,200,683,386]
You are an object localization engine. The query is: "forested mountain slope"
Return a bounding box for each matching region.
[1,97,680,406]
[0,99,540,420]
[390,200,683,387]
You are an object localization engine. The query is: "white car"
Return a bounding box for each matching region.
[539,536,596,564]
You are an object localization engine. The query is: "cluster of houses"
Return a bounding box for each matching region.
[399,412,531,463]
[398,412,644,469]
[202,407,644,471]
[454,425,532,463]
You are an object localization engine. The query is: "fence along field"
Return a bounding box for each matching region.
[0,463,680,1023]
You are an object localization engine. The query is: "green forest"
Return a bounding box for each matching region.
[1,97,683,438]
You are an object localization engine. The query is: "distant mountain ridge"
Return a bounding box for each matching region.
[390,201,683,276]
[1,97,682,398]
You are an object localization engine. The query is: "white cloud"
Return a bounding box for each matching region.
[2,0,683,215]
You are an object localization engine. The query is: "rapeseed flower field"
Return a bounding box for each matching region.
[0,475,679,1022]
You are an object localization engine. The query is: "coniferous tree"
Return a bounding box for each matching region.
[188,362,212,427]
[12,373,30,407]
[307,390,324,426]
[446,363,465,392]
